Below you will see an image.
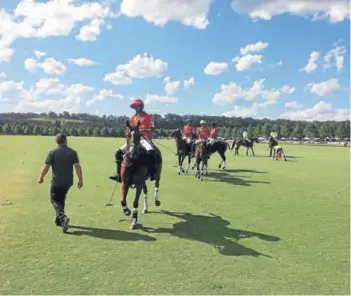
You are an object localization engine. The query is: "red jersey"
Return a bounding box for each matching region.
[130,112,154,139]
[197,126,210,140]
[209,128,217,139]
[183,125,194,138]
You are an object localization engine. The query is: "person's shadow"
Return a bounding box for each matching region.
[68,225,156,242]
[141,211,280,257]
[207,171,270,187]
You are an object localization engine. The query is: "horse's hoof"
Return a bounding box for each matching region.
[130,223,137,229]
[123,208,131,216]
[178,171,181,175]
[218,164,221,168]
[143,209,148,214]
[155,200,161,207]
[182,169,185,173]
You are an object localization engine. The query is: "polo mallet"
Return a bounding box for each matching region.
[105,182,118,206]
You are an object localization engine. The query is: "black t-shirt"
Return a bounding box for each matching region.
[45,144,79,188]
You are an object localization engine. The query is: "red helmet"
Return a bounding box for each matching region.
[130,99,144,109]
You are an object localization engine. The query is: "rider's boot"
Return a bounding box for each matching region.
[109,149,122,182]
[147,150,157,181]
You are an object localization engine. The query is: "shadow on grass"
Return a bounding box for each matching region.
[207,171,270,186]
[222,169,267,174]
[140,211,280,258]
[68,225,156,242]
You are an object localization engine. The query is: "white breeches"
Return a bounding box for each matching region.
[120,138,154,153]
[182,137,192,144]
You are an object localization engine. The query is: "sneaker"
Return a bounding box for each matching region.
[62,216,70,233]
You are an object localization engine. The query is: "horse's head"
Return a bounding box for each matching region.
[196,140,208,160]
[171,128,181,139]
[125,119,142,158]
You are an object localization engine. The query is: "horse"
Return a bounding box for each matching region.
[170,129,193,175]
[120,120,162,229]
[231,137,259,156]
[207,140,231,170]
[192,140,209,181]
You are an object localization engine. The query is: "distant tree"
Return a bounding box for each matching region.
[42,126,50,135]
[108,128,117,138]
[50,127,60,136]
[262,123,271,137]
[254,124,262,137]
[292,123,304,139]
[100,127,108,137]
[247,124,254,137]
[77,127,85,137]
[2,124,11,134]
[13,125,23,135]
[48,111,57,118]
[303,123,319,138]
[85,127,93,137]
[33,125,41,135]
[93,127,101,137]
[319,123,331,140]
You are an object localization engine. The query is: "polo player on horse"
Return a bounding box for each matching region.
[182,119,196,153]
[191,119,211,156]
[110,98,157,183]
[243,128,250,146]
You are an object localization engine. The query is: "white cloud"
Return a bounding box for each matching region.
[76,18,104,41]
[0,97,10,103]
[307,79,340,96]
[280,101,349,121]
[240,41,269,55]
[104,53,168,85]
[213,78,295,107]
[270,60,282,68]
[1,77,93,113]
[164,76,181,95]
[145,94,177,104]
[0,72,6,78]
[204,62,228,75]
[120,0,212,29]
[232,54,262,71]
[67,58,99,66]
[0,1,113,62]
[24,57,66,75]
[324,45,346,72]
[300,51,319,73]
[222,105,257,118]
[184,77,195,88]
[285,101,302,108]
[0,46,14,63]
[86,89,123,105]
[231,0,350,23]
[34,50,47,59]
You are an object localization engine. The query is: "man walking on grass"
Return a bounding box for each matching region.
[38,133,83,233]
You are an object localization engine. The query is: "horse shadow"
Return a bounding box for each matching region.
[223,169,267,174]
[140,211,280,257]
[207,171,270,187]
[68,225,156,242]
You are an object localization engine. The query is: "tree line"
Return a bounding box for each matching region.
[0,111,349,140]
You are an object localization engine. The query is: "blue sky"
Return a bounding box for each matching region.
[0,0,350,121]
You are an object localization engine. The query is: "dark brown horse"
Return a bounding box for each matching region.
[231,137,259,156]
[171,129,193,175]
[120,120,162,229]
[192,140,209,181]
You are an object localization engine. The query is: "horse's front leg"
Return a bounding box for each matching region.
[130,187,142,229]
[185,154,191,174]
[120,182,131,216]
[200,161,205,181]
[246,147,249,156]
[251,146,255,156]
[180,155,186,174]
[142,185,148,213]
[177,154,182,175]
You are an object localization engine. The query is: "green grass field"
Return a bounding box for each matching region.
[1,135,350,295]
